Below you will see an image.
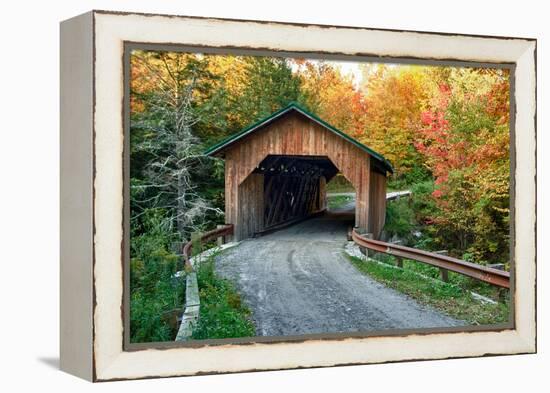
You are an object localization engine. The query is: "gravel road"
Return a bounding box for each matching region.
[215,202,463,337]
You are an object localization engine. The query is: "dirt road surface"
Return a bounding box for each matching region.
[215,202,463,337]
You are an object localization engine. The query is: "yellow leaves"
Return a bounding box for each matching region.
[206,55,247,96]
[492,206,510,214]
[299,60,367,134]
[357,65,432,174]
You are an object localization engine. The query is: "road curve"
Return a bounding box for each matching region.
[215,204,463,337]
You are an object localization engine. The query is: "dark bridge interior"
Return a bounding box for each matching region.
[253,155,340,230]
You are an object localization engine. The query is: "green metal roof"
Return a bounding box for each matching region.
[204,102,393,174]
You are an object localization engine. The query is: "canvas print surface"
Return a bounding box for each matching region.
[128,49,511,344]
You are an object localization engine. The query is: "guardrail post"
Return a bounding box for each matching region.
[364,232,374,258]
[354,227,365,256]
[435,250,449,282]
[189,231,202,268]
[498,288,508,302]
[395,257,403,268]
[216,224,225,246]
[347,226,353,241]
[439,268,449,282]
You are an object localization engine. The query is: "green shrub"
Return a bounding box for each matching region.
[384,198,415,240]
[130,209,184,343]
[192,254,256,340]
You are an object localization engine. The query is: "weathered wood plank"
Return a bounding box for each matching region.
[319,176,327,211]
[224,111,386,240]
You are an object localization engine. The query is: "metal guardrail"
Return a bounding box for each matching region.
[182,224,234,270]
[351,228,510,289]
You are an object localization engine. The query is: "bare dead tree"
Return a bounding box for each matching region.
[131,51,224,241]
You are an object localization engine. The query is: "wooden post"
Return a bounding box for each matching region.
[216,224,225,246]
[354,227,366,256]
[498,288,508,302]
[439,268,449,282]
[435,250,449,282]
[361,231,374,258]
[188,231,202,269]
[395,257,403,268]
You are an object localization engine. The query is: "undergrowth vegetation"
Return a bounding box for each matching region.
[346,254,510,325]
[381,180,509,306]
[130,210,184,343]
[384,178,509,268]
[192,253,256,340]
[130,212,255,342]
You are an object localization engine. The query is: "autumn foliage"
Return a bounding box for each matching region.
[131,51,511,266]
[413,69,510,263]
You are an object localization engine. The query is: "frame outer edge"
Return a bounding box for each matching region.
[91,11,537,380]
[59,11,95,381]
[514,41,537,352]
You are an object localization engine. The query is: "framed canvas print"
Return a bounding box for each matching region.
[60,10,537,381]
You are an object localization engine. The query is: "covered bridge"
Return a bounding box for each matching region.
[205,103,393,241]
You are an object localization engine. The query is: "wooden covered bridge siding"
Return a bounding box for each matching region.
[220,110,388,240]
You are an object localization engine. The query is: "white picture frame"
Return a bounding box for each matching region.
[60,10,536,381]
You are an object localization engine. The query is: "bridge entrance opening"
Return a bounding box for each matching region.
[325,174,356,213]
[257,155,341,230]
[235,154,358,238]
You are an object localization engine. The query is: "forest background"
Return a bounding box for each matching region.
[129,50,510,342]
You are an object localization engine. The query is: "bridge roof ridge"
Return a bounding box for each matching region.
[204,102,393,173]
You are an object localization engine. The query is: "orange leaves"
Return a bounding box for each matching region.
[357,66,432,175]
[298,60,365,135]
[485,79,510,125]
[412,67,511,262]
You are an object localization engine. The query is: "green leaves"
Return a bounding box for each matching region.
[129,209,183,343]
[385,198,415,240]
[192,255,255,340]
[234,56,302,127]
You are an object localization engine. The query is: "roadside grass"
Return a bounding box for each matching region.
[328,194,354,209]
[373,252,505,301]
[402,257,504,300]
[345,254,510,326]
[191,252,256,340]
